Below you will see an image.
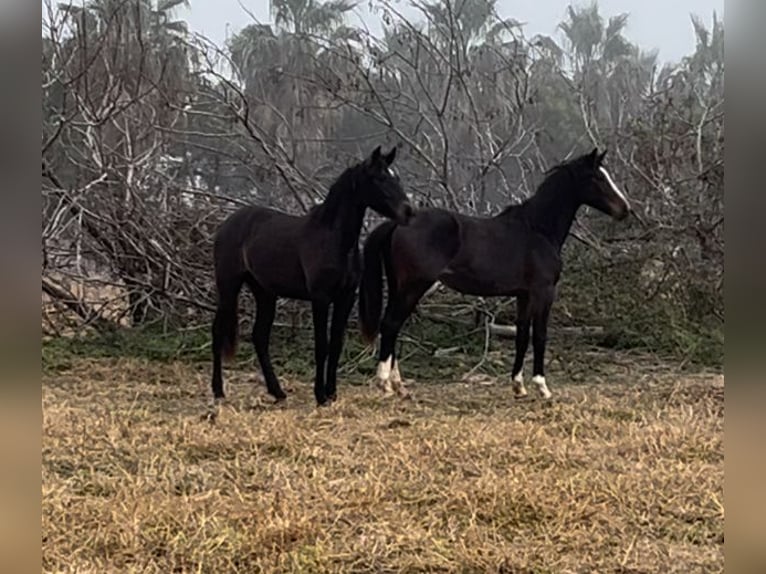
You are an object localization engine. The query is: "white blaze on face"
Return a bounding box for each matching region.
[387,167,396,177]
[599,167,630,211]
[532,375,552,400]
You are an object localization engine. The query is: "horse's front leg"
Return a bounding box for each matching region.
[252,290,287,402]
[311,300,331,406]
[325,287,356,402]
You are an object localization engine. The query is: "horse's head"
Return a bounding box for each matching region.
[358,145,414,225]
[572,148,631,220]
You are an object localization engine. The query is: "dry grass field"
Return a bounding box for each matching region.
[42,355,723,573]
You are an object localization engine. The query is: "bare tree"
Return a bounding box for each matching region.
[41,0,723,363]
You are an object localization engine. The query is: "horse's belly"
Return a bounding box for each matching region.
[255,273,311,300]
[439,267,519,297]
[247,254,310,299]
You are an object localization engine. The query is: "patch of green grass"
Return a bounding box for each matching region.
[43,256,723,380]
[608,317,720,368]
[43,303,499,386]
[42,321,320,375]
[43,325,212,373]
[555,253,723,369]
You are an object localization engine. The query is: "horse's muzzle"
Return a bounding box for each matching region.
[616,203,631,221]
[610,198,630,221]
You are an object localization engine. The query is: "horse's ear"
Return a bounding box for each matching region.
[588,147,599,163]
[368,145,382,165]
[598,149,608,164]
[384,145,397,166]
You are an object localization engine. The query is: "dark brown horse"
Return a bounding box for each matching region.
[211,145,414,407]
[359,148,630,400]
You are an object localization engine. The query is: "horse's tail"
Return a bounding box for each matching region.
[359,221,397,344]
[214,281,241,360]
[212,219,246,361]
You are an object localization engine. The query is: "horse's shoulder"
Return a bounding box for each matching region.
[529,233,563,266]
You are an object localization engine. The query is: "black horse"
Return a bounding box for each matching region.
[359,148,630,400]
[211,145,414,406]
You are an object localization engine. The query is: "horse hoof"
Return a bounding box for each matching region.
[203,396,225,421]
[531,376,552,401]
[202,410,217,422]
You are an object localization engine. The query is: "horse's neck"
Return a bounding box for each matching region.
[523,180,579,250]
[312,185,365,254]
[335,201,366,253]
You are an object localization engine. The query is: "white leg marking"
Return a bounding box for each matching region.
[390,361,402,384]
[377,357,392,380]
[512,372,528,398]
[390,360,411,398]
[599,167,630,211]
[532,375,552,400]
[376,357,394,395]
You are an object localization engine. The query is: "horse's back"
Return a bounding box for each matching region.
[401,207,560,296]
[214,205,310,297]
[215,205,298,249]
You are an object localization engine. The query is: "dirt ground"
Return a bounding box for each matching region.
[42,355,723,573]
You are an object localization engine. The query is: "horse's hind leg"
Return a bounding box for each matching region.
[376,281,432,396]
[388,281,441,390]
[211,276,244,401]
[531,288,554,400]
[510,294,531,398]
[250,287,287,402]
[211,308,229,400]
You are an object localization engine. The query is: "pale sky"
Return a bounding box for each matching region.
[177,0,724,64]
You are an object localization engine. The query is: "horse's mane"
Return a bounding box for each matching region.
[497,161,572,218]
[310,161,364,224]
